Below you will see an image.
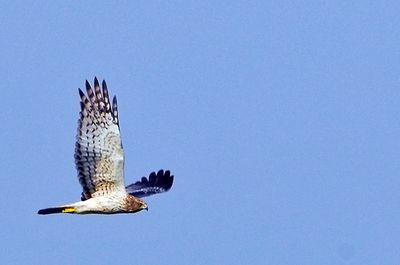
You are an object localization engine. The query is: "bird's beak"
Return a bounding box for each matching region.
[142,204,148,211]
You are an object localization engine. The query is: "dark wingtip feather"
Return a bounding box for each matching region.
[94,77,99,88]
[149,171,156,182]
[85,80,91,90]
[78,88,84,98]
[162,170,174,191]
[148,169,174,191]
[112,95,119,125]
[163,170,174,190]
[126,169,174,198]
[102,80,111,112]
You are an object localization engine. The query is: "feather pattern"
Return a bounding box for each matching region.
[126,170,174,198]
[75,78,124,201]
[38,77,174,215]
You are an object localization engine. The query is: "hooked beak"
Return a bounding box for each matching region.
[142,204,148,211]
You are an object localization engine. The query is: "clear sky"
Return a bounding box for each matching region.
[1,1,399,264]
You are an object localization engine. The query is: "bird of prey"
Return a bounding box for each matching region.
[38,78,174,215]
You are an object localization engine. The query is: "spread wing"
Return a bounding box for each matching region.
[126,170,174,198]
[75,78,125,201]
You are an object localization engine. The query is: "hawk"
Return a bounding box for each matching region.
[38,78,174,215]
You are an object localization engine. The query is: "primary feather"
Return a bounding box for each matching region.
[126,170,174,198]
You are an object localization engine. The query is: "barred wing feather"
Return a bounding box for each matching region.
[75,78,125,201]
[126,170,174,198]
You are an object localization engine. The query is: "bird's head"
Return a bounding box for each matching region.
[126,195,148,213]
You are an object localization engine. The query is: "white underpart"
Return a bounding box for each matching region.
[69,192,128,213]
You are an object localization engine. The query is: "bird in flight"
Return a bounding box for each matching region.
[38,78,174,215]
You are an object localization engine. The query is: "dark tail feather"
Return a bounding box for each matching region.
[38,206,75,215]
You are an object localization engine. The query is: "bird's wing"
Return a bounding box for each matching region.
[75,78,125,201]
[125,170,174,198]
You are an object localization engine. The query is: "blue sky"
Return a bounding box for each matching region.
[1,1,399,264]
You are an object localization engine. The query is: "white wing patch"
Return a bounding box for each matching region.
[75,78,125,200]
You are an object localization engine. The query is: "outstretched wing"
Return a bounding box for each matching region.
[126,170,174,198]
[75,78,125,201]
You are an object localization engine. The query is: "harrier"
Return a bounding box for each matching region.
[38,78,174,215]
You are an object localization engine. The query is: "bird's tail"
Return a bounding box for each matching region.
[37,206,76,215]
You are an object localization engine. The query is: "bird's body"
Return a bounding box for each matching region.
[39,193,147,215]
[38,78,173,215]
